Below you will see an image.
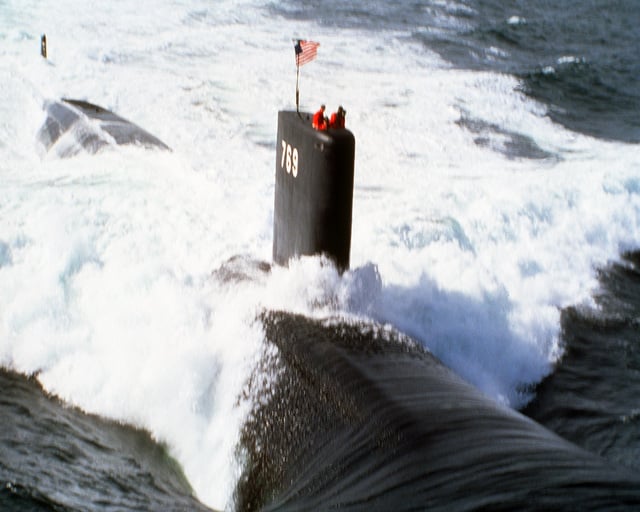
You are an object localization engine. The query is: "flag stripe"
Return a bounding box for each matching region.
[295,40,319,67]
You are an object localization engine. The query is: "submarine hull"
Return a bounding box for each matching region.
[273,111,355,272]
[38,99,170,157]
[235,311,640,510]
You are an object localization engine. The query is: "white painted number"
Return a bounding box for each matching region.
[280,139,298,177]
[292,147,298,177]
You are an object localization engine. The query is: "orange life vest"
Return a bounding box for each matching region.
[329,112,345,129]
[312,109,327,130]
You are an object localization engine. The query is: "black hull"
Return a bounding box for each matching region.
[38,98,169,157]
[236,311,640,511]
[273,111,355,272]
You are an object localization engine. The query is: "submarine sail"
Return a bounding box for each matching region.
[273,110,355,272]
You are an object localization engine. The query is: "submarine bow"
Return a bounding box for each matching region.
[38,98,170,157]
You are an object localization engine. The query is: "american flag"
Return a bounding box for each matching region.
[294,40,320,67]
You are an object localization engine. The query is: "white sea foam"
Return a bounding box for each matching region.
[508,16,526,25]
[558,55,585,65]
[2,1,640,509]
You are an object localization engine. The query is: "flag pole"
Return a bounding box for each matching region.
[295,59,300,113]
[293,39,319,116]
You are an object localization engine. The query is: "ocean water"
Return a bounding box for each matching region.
[1,0,639,510]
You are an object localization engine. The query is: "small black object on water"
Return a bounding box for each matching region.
[41,34,47,59]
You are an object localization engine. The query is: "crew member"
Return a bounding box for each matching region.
[312,104,327,130]
[329,106,346,129]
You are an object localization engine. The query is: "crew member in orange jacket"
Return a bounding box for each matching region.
[329,106,346,128]
[312,105,327,130]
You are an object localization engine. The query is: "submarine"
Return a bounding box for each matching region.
[26,38,640,506]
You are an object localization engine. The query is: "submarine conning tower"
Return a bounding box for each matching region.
[273,110,356,272]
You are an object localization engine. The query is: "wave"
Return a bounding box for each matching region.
[525,251,640,471]
[0,369,212,512]
[522,59,640,143]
